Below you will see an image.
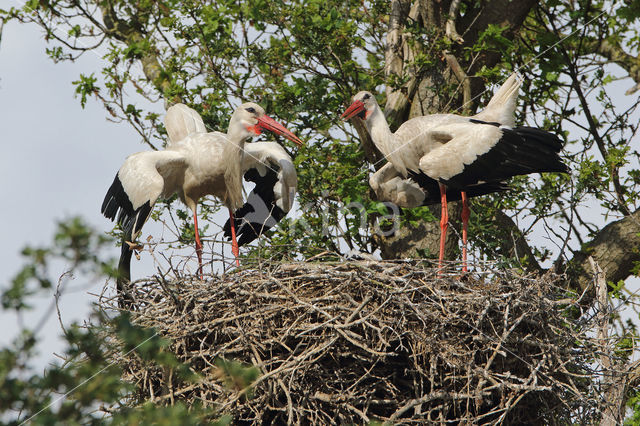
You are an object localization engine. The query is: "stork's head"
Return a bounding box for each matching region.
[341,91,377,121]
[232,102,302,146]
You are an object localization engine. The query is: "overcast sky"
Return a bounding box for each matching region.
[0,15,148,364]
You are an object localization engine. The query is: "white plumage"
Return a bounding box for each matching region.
[102,102,301,305]
[416,121,503,179]
[369,163,426,208]
[342,73,568,272]
[345,74,525,186]
[112,150,187,230]
[164,103,207,143]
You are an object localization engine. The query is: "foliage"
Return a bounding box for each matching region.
[0,219,246,424]
[2,217,113,311]
[3,0,392,261]
[627,391,640,426]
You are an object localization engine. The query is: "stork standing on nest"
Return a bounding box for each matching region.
[102,102,301,305]
[341,73,568,272]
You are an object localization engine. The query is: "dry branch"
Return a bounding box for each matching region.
[103,260,616,424]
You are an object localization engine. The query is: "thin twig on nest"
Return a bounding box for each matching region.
[103,260,613,424]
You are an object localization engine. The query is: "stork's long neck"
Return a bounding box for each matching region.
[222,122,247,210]
[365,104,395,158]
[365,104,409,176]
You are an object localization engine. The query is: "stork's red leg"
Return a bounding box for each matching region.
[193,210,204,279]
[461,191,469,273]
[228,208,240,267]
[438,183,449,273]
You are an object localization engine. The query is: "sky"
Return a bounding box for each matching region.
[0,15,147,364]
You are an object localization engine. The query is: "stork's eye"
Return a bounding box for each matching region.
[363,93,371,100]
[245,107,256,114]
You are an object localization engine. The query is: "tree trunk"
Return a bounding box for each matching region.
[376,0,539,261]
[567,207,640,304]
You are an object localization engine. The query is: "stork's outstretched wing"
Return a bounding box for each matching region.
[101,150,187,240]
[102,150,187,302]
[223,142,297,246]
[165,103,207,144]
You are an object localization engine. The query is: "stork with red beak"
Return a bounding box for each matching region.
[102,102,301,305]
[341,73,568,272]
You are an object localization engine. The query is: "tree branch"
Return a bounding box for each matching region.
[584,37,640,94]
[546,11,630,215]
[443,51,471,114]
[445,0,464,43]
[567,208,640,303]
[462,0,538,78]
[538,30,640,94]
[384,1,421,130]
[100,6,172,97]
[473,0,539,34]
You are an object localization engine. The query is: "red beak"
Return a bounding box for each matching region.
[257,115,303,146]
[340,100,365,120]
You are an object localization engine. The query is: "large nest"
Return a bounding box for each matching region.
[105,260,602,424]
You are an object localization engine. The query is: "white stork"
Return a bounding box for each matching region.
[341,73,568,272]
[101,102,301,304]
[163,104,300,248]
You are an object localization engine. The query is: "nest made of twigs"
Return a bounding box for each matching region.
[104,260,602,424]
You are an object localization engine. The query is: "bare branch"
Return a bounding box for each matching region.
[568,208,640,302]
[0,17,5,50]
[443,51,471,114]
[445,0,464,43]
[100,5,172,97]
[586,37,640,93]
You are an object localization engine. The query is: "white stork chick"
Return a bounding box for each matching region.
[341,73,568,272]
[102,103,302,305]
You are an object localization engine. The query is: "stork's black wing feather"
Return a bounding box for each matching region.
[223,165,286,247]
[101,172,148,308]
[101,173,152,239]
[443,123,568,190]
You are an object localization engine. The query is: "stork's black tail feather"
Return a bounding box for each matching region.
[510,126,569,173]
[222,166,286,247]
[102,173,148,309]
[444,125,568,189]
